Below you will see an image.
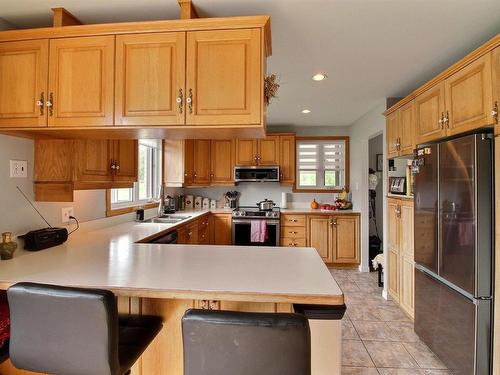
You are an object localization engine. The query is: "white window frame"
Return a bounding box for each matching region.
[295,137,349,192]
[110,140,162,210]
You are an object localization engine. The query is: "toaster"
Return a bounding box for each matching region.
[389,177,407,195]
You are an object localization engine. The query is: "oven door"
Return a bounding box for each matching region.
[232,219,280,246]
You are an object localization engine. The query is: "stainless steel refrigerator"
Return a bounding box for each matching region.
[413,133,493,375]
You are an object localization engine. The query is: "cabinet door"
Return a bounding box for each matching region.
[493,47,500,135]
[164,140,185,187]
[400,202,414,259]
[48,36,115,127]
[445,54,494,135]
[415,82,446,144]
[387,199,400,256]
[307,216,332,263]
[279,134,295,184]
[0,39,48,127]
[184,139,195,186]
[386,111,399,158]
[115,32,186,126]
[113,140,138,183]
[331,216,359,264]
[192,140,211,186]
[235,139,258,165]
[74,140,113,184]
[186,29,261,125]
[258,135,280,165]
[211,214,232,245]
[400,255,414,318]
[399,101,415,156]
[388,249,400,302]
[210,139,234,185]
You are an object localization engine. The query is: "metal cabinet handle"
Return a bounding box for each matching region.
[36,92,45,116]
[289,242,297,246]
[290,219,298,222]
[115,163,120,171]
[177,88,183,114]
[492,101,498,124]
[438,112,445,129]
[187,231,192,237]
[186,88,193,114]
[289,231,298,235]
[46,92,54,116]
[445,111,450,128]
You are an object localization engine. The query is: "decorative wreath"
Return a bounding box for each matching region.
[264,73,280,106]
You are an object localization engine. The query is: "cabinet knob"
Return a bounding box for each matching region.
[492,101,498,123]
[46,92,54,116]
[186,88,193,114]
[177,88,183,114]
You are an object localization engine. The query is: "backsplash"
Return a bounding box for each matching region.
[185,183,341,208]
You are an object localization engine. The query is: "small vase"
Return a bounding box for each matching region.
[0,232,17,260]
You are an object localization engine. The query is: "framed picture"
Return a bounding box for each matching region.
[376,154,383,172]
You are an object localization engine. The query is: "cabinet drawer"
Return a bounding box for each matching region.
[280,226,306,238]
[281,237,306,247]
[281,215,306,227]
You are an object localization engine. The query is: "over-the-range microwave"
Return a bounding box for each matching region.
[234,166,280,182]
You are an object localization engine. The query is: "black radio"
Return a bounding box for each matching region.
[20,228,68,251]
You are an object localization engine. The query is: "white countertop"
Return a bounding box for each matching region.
[0,210,343,305]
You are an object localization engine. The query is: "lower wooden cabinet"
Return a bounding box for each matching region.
[306,214,360,265]
[178,220,199,244]
[387,198,414,318]
[210,213,232,245]
[34,139,138,202]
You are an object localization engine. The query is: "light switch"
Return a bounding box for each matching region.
[10,160,27,178]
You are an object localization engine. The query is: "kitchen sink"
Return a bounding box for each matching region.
[142,215,191,224]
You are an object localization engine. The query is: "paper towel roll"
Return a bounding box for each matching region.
[281,192,288,209]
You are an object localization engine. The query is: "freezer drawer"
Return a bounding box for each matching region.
[415,267,491,375]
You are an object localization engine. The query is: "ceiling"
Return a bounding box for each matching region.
[0,0,499,127]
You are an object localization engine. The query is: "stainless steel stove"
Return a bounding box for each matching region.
[231,206,280,246]
[231,206,280,219]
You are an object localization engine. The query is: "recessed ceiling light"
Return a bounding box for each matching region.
[301,109,311,114]
[312,73,327,81]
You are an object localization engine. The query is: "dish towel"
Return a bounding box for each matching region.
[0,291,9,349]
[250,220,267,243]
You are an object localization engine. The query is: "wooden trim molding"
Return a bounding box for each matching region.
[293,136,350,193]
[178,0,199,19]
[52,7,83,27]
[105,189,158,217]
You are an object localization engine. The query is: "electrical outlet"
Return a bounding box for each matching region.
[61,207,74,224]
[10,160,28,178]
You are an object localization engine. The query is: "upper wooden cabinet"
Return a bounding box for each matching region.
[115,32,186,126]
[445,54,494,135]
[235,139,258,165]
[386,101,415,159]
[186,29,262,125]
[493,47,500,135]
[48,36,115,127]
[235,136,280,166]
[415,83,446,144]
[387,35,499,145]
[279,134,296,185]
[0,16,271,138]
[35,139,138,201]
[0,39,48,127]
[210,140,235,185]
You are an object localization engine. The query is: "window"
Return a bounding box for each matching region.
[295,137,349,191]
[110,139,162,210]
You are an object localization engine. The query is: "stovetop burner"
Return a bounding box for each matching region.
[232,206,280,219]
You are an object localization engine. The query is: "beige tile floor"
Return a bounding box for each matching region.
[329,268,451,375]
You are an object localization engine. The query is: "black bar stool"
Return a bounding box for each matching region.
[7,282,162,375]
[0,341,8,364]
[182,309,311,375]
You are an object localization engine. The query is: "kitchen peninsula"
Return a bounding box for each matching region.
[0,210,344,375]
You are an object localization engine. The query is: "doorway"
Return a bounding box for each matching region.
[368,134,383,272]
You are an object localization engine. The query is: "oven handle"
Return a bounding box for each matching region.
[232,219,280,225]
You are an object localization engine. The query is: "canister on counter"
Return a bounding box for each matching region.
[194,196,203,210]
[185,195,194,209]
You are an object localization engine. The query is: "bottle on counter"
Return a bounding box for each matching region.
[0,232,17,260]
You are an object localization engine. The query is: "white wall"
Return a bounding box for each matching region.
[0,135,108,236]
[348,99,387,273]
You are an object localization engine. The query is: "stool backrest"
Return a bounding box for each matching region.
[182,309,311,375]
[7,282,119,375]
